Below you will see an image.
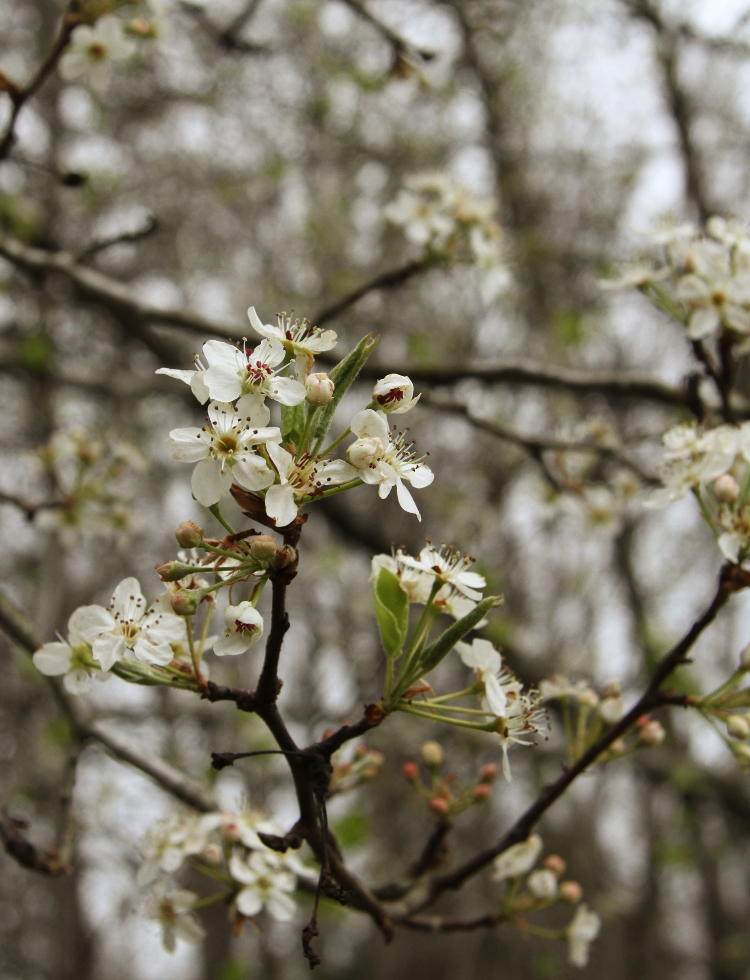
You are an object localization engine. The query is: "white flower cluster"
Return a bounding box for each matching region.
[652,421,750,562]
[604,217,750,343]
[372,543,486,620]
[158,307,432,523]
[384,173,510,303]
[139,808,307,952]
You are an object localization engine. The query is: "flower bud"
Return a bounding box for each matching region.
[472,783,491,802]
[599,696,625,724]
[170,590,199,616]
[714,473,740,503]
[402,761,419,782]
[248,534,279,562]
[600,679,621,699]
[578,688,599,708]
[201,844,223,865]
[347,436,383,469]
[559,880,583,903]
[421,740,444,768]
[428,796,449,815]
[372,374,419,414]
[609,738,627,755]
[639,719,666,746]
[544,854,566,876]
[479,763,498,783]
[528,869,558,900]
[156,561,195,582]
[175,520,203,548]
[305,372,335,405]
[727,714,750,740]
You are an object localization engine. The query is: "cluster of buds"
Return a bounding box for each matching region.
[328,743,385,794]
[694,651,750,768]
[401,742,499,817]
[491,835,600,967]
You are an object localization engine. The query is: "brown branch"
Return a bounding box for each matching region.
[336,0,436,64]
[0,3,80,161]
[0,809,72,876]
[313,258,432,326]
[408,563,748,908]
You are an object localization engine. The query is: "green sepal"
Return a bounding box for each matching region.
[310,334,379,452]
[373,566,408,659]
[281,402,306,448]
[418,595,501,674]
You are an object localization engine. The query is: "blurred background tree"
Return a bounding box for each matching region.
[2,1,750,978]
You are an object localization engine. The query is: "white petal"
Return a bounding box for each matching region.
[395,478,421,520]
[405,462,434,488]
[92,633,125,671]
[266,442,294,482]
[68,604,114,643]
[191,459,233,506]
[235,393,271,426]
[268,377,306,406]
[247,306,280,341]
[169,427,209,463]
[687,307,719,340]
[33,642,71,676]
[233,455,275,492]
[63,669,93,694]
[266,891,297,922]
[351,409,389,442]
[235,887,263,917]
[111,577,147,621]
[265,484,297,526]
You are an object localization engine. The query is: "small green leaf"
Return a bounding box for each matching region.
[310,333,379,451]
[280,402,306,447]
[418,595,501,675]
[373,566,408,658]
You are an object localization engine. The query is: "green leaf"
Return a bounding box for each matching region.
[310,333,379,452]
[418,595,501,675]
[280,402,306,447]
[373,566,408,659]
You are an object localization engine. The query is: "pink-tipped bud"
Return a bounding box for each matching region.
[714,473,740,503]
[402,761,419,782]
[480,763,499,783]
[156,561,194,582]
[428,796,449,815]
[305,372,335,405]
[559,880,583,903]
[544,854,567,876]
[639,719,666,746]
[421,740,444,768]
[472,783,491,802]
[170,590,199,616]
[175,520,203,548]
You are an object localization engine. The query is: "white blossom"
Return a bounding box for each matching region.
[229,851,298,921]
[156,350,209,403]
[566,903,601,967]
[59,16,136,88]
[201,338,306,405]
[32,606,106,694]
[248,307,337,377]
[372,374,420,414]
[346,409,433,520]
[264,443,358,527]
[169,395,280,507]
[491,835,543,881]
[144,884,206,953]
[71,577,185,670]
[213,602,264,656]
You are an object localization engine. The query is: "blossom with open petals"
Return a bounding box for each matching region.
[144,884,206,953]
[156,351,209,403]
[201,338,306,405]
[70,578,185,670]
[248,307,337,377]
[229,851,298,921]
[263,443,358,526]
[169,395,280,507]
[59,15,136,88]
[213,602,264,656]
[32,606,106,694]
[346,409,433,520]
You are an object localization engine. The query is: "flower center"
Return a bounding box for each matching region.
[87,43,108,61]
[119,621,140,647]
[234,620,258,635]
[214,434,238,456]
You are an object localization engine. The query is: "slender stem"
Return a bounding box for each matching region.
[318,427,352,458]
[207,503,236,535]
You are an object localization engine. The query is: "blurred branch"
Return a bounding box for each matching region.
[75,214,159,262]
[337,0,436,64]
[0,2,79,161]
[0,589,217,813]
[624,0,713,221]
[0,809,72,876]
[313,257,432,326]
[179,0,271,54]
[423,393,659,484]
[0,490,64,520]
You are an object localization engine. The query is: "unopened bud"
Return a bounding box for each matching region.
[156,561,195,582]
[305,372,335,405]
[428,796,449,815]
[248,534,279,562]
[347,436,383,469]
[714,473,740,503]
[479,763,498,783]
[274,545,297,569]
[544,854,566,876]
[402,761,419,782]
[372,374,419,414]
[170,590,199,616]
[472,783,491,802]
[639,719,666,746]
[421,740,444,768]
[559,880,583,903]
[201,844,223,865]
[578,688,599,708]
[528,868,558,900]
[727,714,750,740]
[599,696,625,724]
[600,679,621,699]
[175,520,203,548]
[609,738,627,755]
